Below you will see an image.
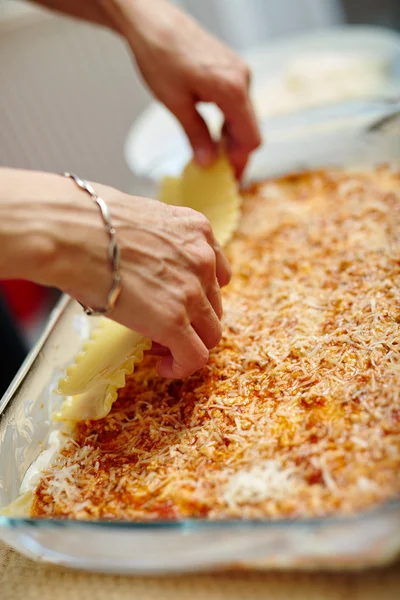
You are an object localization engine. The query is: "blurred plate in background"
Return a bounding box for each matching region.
[124,25,400,183]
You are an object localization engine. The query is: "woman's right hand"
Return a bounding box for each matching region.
[0,169,231,379]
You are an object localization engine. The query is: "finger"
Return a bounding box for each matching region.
[220,96,261,179]
[147,342,170,356]
[170,100,218,167]
[207,280,223,320]
[204,229,231,287]
[193,218,231,288]
[213,241,232,287]
[158,323,209,379]
[191,293,222,350]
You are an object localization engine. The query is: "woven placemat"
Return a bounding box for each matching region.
[1,541,399,600]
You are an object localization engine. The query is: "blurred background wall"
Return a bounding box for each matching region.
[0,1,150,191]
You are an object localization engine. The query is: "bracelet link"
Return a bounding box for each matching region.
[63,172,122,317]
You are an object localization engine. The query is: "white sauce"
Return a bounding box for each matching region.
[20,430,67,494]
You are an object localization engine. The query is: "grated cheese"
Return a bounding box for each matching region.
[30,165,400,521]
[223,462,296,508]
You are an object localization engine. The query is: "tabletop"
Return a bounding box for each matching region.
[1,541,399,600]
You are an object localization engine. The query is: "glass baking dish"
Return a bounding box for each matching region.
[0,99,399,575]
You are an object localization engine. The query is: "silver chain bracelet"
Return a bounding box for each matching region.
[63,172,122,317]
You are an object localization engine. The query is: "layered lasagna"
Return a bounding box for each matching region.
[32,165,400,520]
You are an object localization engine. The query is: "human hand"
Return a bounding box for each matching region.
[2,170,231,379]
[107,0,261,178]
[100,192,232,379]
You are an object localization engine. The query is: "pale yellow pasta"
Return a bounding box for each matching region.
[55,319,151,421]
[158,175,181,206]
[159,155,241,247]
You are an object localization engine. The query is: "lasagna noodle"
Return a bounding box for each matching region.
[56,320,151,421]
[159,154,241,247]
[30,165,400,520]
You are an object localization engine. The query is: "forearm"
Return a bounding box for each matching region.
[0,168,56,282]
[0,168,106,297]
[27,0,169,41]
[27,0,121,32]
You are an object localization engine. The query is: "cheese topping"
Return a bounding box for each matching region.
[31,165,400,521]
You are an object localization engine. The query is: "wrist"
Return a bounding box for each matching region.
[63,173,122,316]
[99,0,169,50]
[97,0,135,36]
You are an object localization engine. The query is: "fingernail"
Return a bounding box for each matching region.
[195,148,215,168]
